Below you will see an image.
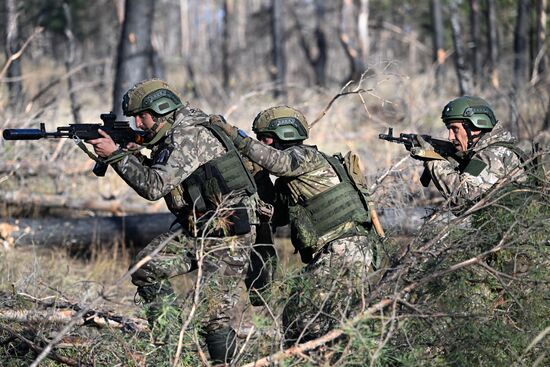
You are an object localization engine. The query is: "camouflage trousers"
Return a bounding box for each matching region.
[282,235,373,345]
[130,227,257,341]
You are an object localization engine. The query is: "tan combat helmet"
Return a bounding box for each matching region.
[252,106,309,141]
[122,79,183,117]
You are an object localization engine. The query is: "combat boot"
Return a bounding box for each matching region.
[204,327,237,364]
[136,282,181,344]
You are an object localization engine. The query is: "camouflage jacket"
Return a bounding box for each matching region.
[232,136,369,247]
[111,105,258,224]
[425,124,525,213]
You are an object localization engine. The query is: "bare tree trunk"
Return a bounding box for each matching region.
[486,0,499,88]
[63,2,81,123]
[271,0,286,99]
[544,95,550,130]
[179,0,190,57]
[358,0,369,64]
[469,0,481,86]
[312,3,328,87]
[339,0,366,82]
[5,0,23,110]
[292,2,328,87]
[513,0,530,88]
[150,44,165,79]
[450,0,473,95]
[236,0,247,49]
[222,0,233,90]
[534,0,547,79]
[112,0,156,118]
[431,0,445,88]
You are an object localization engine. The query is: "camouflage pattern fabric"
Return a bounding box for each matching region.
[112,105,258,225]
[425,124,525,213]
[233,137,371,250]
[131,228,256,338]
[230,135,376,344]
[245,164,278,306]
[110,105,258,347]
[282,235,374,344]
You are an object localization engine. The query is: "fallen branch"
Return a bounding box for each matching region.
[0,160,94,177]
[0,308,148,333]
[0,190,164,215]
[0,212,174,250]
[29,229,183,367]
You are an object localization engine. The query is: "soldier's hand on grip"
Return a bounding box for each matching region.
[87,129,118,158]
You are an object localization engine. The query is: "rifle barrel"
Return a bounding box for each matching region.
[3,129,46,140]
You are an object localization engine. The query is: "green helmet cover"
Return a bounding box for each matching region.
[122,79,183,117]
[441,96,497,129]
[252,106,309,141]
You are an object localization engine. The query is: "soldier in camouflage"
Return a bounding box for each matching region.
[210,106,379,344]
[87,79,258,363]
[411,96,525,214]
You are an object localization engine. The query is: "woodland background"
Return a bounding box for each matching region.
[0,0,549,366]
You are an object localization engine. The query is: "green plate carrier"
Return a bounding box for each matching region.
[182,123,257,214]
[290,152,372,250]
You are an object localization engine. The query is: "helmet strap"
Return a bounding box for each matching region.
[462,121,484,150]
[146,110,177,144]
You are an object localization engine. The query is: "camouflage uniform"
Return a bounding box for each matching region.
[229,136,374,343]
[112,104,258,353]
[425,124,525,213]
[243,159,278,306]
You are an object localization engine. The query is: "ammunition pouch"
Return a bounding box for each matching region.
[180,123,257,237]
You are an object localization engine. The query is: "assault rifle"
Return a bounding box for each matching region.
[378,127,458,159]
[2,113,146,176]
[379,127,462,187]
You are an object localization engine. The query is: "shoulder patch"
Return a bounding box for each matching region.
[153,146,174,165]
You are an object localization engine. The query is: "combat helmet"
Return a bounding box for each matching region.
[252,106,309,141]
[122,79,183,117]
[441,96,497,130]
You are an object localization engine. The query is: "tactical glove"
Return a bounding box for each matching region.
[410,135,445,161]
[209,114,234,135]
[209,114,248,142]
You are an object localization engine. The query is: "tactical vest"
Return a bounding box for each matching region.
[287,151,372,254]
[180,123,258,236]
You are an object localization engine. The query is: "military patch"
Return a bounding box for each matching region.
[154,147,173,165]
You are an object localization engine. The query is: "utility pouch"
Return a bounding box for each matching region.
[288,204,319,262]
[194,203,251,237]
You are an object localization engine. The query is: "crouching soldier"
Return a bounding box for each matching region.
[88,79,259,363]
[210,106,383,344]
[411,96,526,214]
